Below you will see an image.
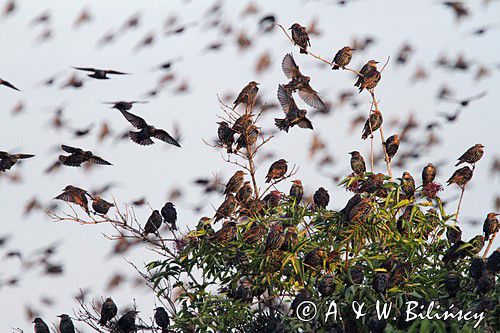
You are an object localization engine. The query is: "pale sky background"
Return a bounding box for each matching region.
[0,0,499,331]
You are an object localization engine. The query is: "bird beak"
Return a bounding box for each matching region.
[375,61,380,64]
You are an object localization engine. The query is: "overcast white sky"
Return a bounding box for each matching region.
[1,0,499,331]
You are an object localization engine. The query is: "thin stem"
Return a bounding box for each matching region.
[483,231,497,258]
[454,186,466,226]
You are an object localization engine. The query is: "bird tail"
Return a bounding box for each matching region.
[332,64,340,70]
[274,118,290,132]
[454,161,461,167]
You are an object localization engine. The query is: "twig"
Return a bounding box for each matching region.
[482,231,497,258]
[371,93,393,180]
[454,186,466,226]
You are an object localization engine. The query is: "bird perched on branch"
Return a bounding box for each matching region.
[58,314,75,333]
[214,194,238,222]
[235,125,259,153]
[242,222,266,244]
[99,298,117,326]
[313,187,330,209]
[332,46,354,70]
[265,224,285,252]
[73,67,129,79]
[116,310,138,333]
[348,198,372,224]
[161,202,177,230]
[92,196,114,214]
[154,307,170,333]
[447,166,473,187]
[483,212,499,241]
[281,53,325,109]
[349,151,366,175]
[455,144,484,166]
[117,110,180,147]
[265,159,288,183]
[0,151,34,172]
[54,185,90,214]
[144,210,162,235]
[289,179,304,204]
[401,171,416,199]
[103,101,148,112]
[234,81,259,108]
[422,163,437,186]
[217,121,236,153]
[361,109,383,139]
[384,135,399,161]
[0,77,21,91]
[58,145,112,167]
[275,84,313,132]
[33,318,50,333]
[210,220,237,243]
[355,60,380,92]
[224,171,245,195]
[236,181,253,204]
[289,23,310,54]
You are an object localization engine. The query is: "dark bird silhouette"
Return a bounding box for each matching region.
[349,198,372,224]
[483,212,499,241]
[154,307,170,333]
[361,109,383,139]
[104,101,148,112]
[355,60,378,88]
[214,194,238,222]
[58,145,112,167]
[455,144,484,166]
[289,179,304,204]
[281,53,325,109]
[349,151,366,175]
[116,310,138,333]
[234,81,259,108]
[0,78,21,91]
[384,134,400,161]
[217,121,236,153]
[275,84,313,132]
[265,159,288,183]
[447,166,473,187]
[58,314,75,333]
[92,196,114,215]
[442,91,487,107]
[332,46,354,70]
[161,202,177,230]
[443,1,469,21]
[234,124,259,153]
[422,163,437,186]
[209,220,237,243]
[54,185,90,214]
[144,210,162,235]
[33,317,50,333]
[73,67,129,79]
[224,171,245,195]
[313,187,330,208]
[0,151,34,172]
[117,110,181,147]
[437,109,461,123]
[265,224,285,252]
[236,181,253,203]
[289,23,310,54]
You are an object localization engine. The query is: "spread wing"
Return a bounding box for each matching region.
[153,129,181,147]
[73,67,96,72]
[298,85,326,109]
[61,145,83,154]
[119,110,148,129]
[0,151,9,158]
[281,53,301,79]
[88,155,112,165]
[277,85,298,114]
[59,154,87,167]
[105,70,129,75]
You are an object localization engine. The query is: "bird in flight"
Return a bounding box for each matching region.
[0,151,34,172]
[58,145,112,167]
[0,78,21,91]
[103,101,148,112]
[73,67,129,80]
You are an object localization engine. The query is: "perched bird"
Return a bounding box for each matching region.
[401,171,416,199]
[384,135,400,161]
[224,171,245,195]
[455,144,485,166]
[372,272,390,294]
[0,151,34,172]
[355,60,378,86]
[118,110,181,147]
[444,271,460,297]
[116,310,138,333]
[349,151,366,175]
[281,54,325,109]
[265,159,288,183]
[361,109,383,139]
[99,297,117,326]
[58,145,112,167]
[54,185,90,214]
[73,67,129,79]
[358,66,381,93]
[313,187,330,209]
[242,222,266,244]
[348,198,372,224]
[263,190,282,208]
[214,194,238,222]
[332,46,354,70]
[318,273,335,296]
[447,166,473,187]
[304,248,326,269]
[0,78,21,91]
[33,318,50,333]
[422,163,437,186]
[92,196,114,214]
[104,101,148,112]
[467,235,485,256]
[144,210,163,235]
[236,181,253,203]
[154,307,170,333]
[264,224,285,252]
[161,202,177,230]
[209,220,237,243]
[289,179,304,204]
[289,23,310,54]
[282,226,299,251]
[234,124,259,153]
[58,314,75,333]
[234,81,259,108]
[217,121,236,153]
[275,84,313,132]
[483,212,499,241]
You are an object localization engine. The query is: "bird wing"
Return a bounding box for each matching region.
[88,155,112,165]
[59,154,87,166]
[281,53,302,79]
[119,110,148,129]
[277,85,298,114]
[16,154,35,159]
[105,70,129,75]
[153,129,181,147]
[0,151,9,158]
[297,118,313,129]
[298,85,326,109]
[73,67,96,72]
[1,80,21,91]
[61,145,83,154]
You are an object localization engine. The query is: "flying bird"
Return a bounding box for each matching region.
[104,101,148,112]
[58,145,112,167]
[0,151,34,172]
[73,67,129,79]
[54,185,90,214]
[275,84,313,132]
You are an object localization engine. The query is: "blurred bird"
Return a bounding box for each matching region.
[483,212,499,241]
[54,185,90,214]
[447,166,473,187]
[265,159,288,183]
[104,101,148,112]
[422,163,437,186]
[234,81,259,108]
[0,151,34,172]
[209,220,237,243]
[92,196,114,215]
[33,317,50,333]
[217,121,236,153]
[58,145,112,167]
[73,7,92,29]
[455,144,485,166]
[275,84,313,132]
[349,151,366,175]
[57,314,75,333]
[236,181,253,203]
[384,135,399,161]
[289,179,304,204]
[289,23,310,54]
[318,273,335,296]
[144,210,162,235]
[443,1,469,21]
[116,310,138,333]
[224,171,245,195]
[265,224,285,252]
[304,248,326,269]
[0,78,20,91]
[154,307,170,333]
[361,109,383,139]
[117,110,181,147]
[214,194,238,222]
[99,298,117,326]
[73,67,129,80]
[313,187,330,209]
[332,46,354,70]
[161,202,177,230]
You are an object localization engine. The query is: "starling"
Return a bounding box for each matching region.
[348,198,372,225]
[161,202,177,230]
[33,318,50,333]
[154,307,170,333]
[99,297,117,326]
[103,101,148,112]
[443,240,467,264]
[118,110,181,147]
[313,187,330,209]
[444,271,460,297]
[264,224,285,252]
[232,114,254,134]
[0,78,21,91]
[233,81,259,108]
[58,314,75,333]
[265,159,288,183]
[354,60,379,88]
[242,222,266,244]
[234,279,253,302]
[234,125,259,153]
[304,248,326,269]
[209,220,237,243]
[116,310,138,333]
[224,171,245,195]
[236,181,253,204]
[358,67,381,93]
[401,171,416,199]
[332,46,354,70]
[54,185,90,214]
[384,135,399,161]
[455,144,485,166]
[263,190,282,208]
[446,225,462,244]
[372,272,389,294]
[73,67,129,79]
[289,179,304,204]
[290,288,311,317]
[447,166,473,187]
[214,194,238,222]
[367,311,387,333]
[0,151,34,172]
[282,226,298,251]
[217,121,236,153]
[289,23,310,54]
[144,210,163,235]
[483,212,499,241]
[92,196,114,214]
[58,145,112,167]
[318,273,335,297]
[486,249,499,273]
[349,151,366,175]
[422,163,437,186]
[275,85,313,132]
[361,109,383,139]
[348,265,365,284]
[477,271,495,294]
[339,194,362,226]
[281,54,326,109]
